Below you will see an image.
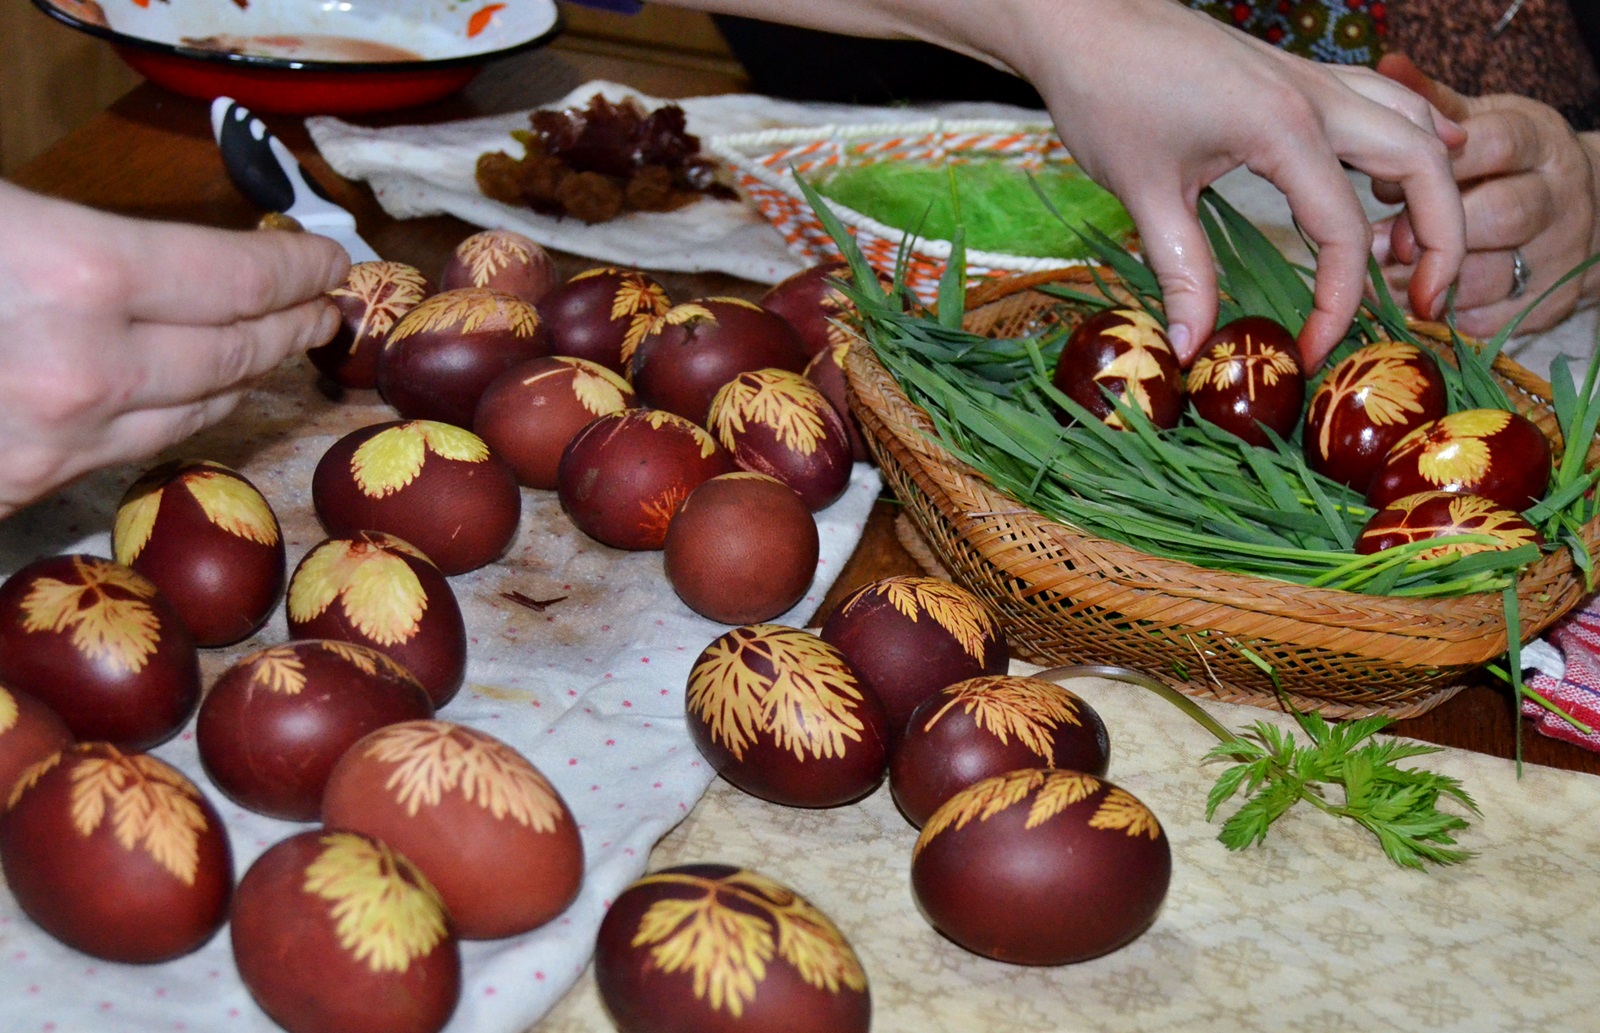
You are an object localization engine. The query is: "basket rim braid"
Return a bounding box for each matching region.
[708,119,1117,304]
[843,267,1600,720]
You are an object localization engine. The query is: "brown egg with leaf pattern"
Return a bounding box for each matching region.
[891,675,1111,828]
[1354,491,1544,560]
[472,355,636,489]
[0,684,72,799]
[312,419,520,575]
[286,532,468,708]
[0,743,232,963]
[630,296,810,424]
[819,575,1008,746]
[707,369,854,511]
[112,459,285,647]
[912,769,1171,965]
[1051,307,1183,430]
[665,474,819,624]
[1184,316,1305,446]
[310,260,432,390]
[377,287,549,426]
[438,228,558,305]
[0,555,200,750]
[197,640,434,821]
[321,720,584,940]
[1365,408,1553,511]
[1303,340,1448,492]
[760,258,860,358]
[804,341,872,462]
[687,624,889,807]
[595,863,871,1033]
[537,266,672,375]
[557,408,737,550]
[231,829,460,1033]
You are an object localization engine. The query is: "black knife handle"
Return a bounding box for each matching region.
[214,100,335,212]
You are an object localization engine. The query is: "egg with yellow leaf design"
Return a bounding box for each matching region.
[0,554,200,750]
[197,640,434,821]
[1365,408,1552,511]
[312,420,521,575]
[311,260,432,390]
[439,228,557,305]
[1184,315,1305,446]
[911,768,1171,964]
[891,674,1110,827]
[707,369,853,512]
[803,341,872,463]
[322,720,584,940]
[0,683,71,799]
[1051,307,1183,430]
[473,354,637,489]
[595,863,871,1033]
[231,829,460,1033]
[686,624,889,807]
[1303,340,1447,491]
[112,459,285,647]
[0,743,232,963]
[760,258,864,359]
[630,296,810,424]
[1354,490,1544,560]
[537,265,672,376]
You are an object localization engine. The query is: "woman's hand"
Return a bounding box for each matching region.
[0,181,349,517]
[1373,52,1600,339]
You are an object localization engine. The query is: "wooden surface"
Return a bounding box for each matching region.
[7,43,1599,777]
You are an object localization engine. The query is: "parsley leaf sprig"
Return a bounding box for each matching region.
[1204,709,1480,869]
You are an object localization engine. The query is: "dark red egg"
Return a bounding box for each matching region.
[1184,316,1305,446]
[557,408,737,550]
[630,296,810,424]
[286,532,468,709]
[231,829,460,1033]
[1365,408,1553,511]
[665,474,819,624]
[312,419,521,575]
[1051,307,1183,429]
[760,259,859,358]
[310,260,432,390]
[707,369,854,511]
[1303,340,1447,491]
[472,355,636,489]
[0,743,232,963]
[197,640,434,821]
[377,287,549,427]
[0,554,200,750]
[0,683,72,800]
[804,341,872,463]
[687,624,889,807]
[321,720,585,940]
[438,228,558,305]
[1355,490,1543,559]
[912,769,1171,964]
[111,459,285,647]
[538,265,672,375]
[596,863,871,1033]
[819,575,1008,746]
[891,675,1110,828]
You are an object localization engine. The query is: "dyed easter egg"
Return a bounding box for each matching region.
[0,684,72,799]
[1185,316,1305,445]
[760,259,858,358]
[706,368,853,511]
[630,296,809,423]
[1303,341,1447,491]
[804,341,872,463]
[310,260,432,389]
[1051,307,1183,429]
[1366,408,1553,511]
[438,229,558,305]
[1355,491,1543,560]
[664,474,819,625]
[472,355,636,489]
[538,266,672,375]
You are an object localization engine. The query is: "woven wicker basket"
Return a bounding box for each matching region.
[844,268,1600,719]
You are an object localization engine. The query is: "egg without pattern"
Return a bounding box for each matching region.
[804,341,873,463]
[665,474,819,624]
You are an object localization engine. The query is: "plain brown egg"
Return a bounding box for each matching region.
[804,341,872,463]
[1184,316,1305,446]
[1052,307,1183,429]
[665,474,819,624]
[630,296,810,423]
[686,623,889,807]
[321,720,585,940]
[286,532,468,708]
[706,369,854,511]
[377,287,549,427]
[197,640,434,821]
[911,769,1171,964]
[819,575,1008,746]
[1366,408,1553,511]
[557,408,737,550]
[312,419,521,575]
[231,829,460,1033]
[537,266,673,375]
[891,675,1111,827]
[438,228,558,304]
[1355,490,1543,559]
[1303,340,1447,492]
[112,459,285,647]
[0,683,72,799]
[0,554,200,750]
[0,743,232,963]
[472,355,636,489]
[595,863,871,1033]
[310,260,432,390]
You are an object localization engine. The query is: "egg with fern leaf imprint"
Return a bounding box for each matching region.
[1365,408,1552,511]
[1303,340,1447,492]
[311,260,432,390]
[1051,307,1183,430]
[706,368,853,511]
[1355,490,1544,560]
[0,684,72,800]
[439,229,557,305]
[1184,316,1304,446]
[537,265,672,376]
